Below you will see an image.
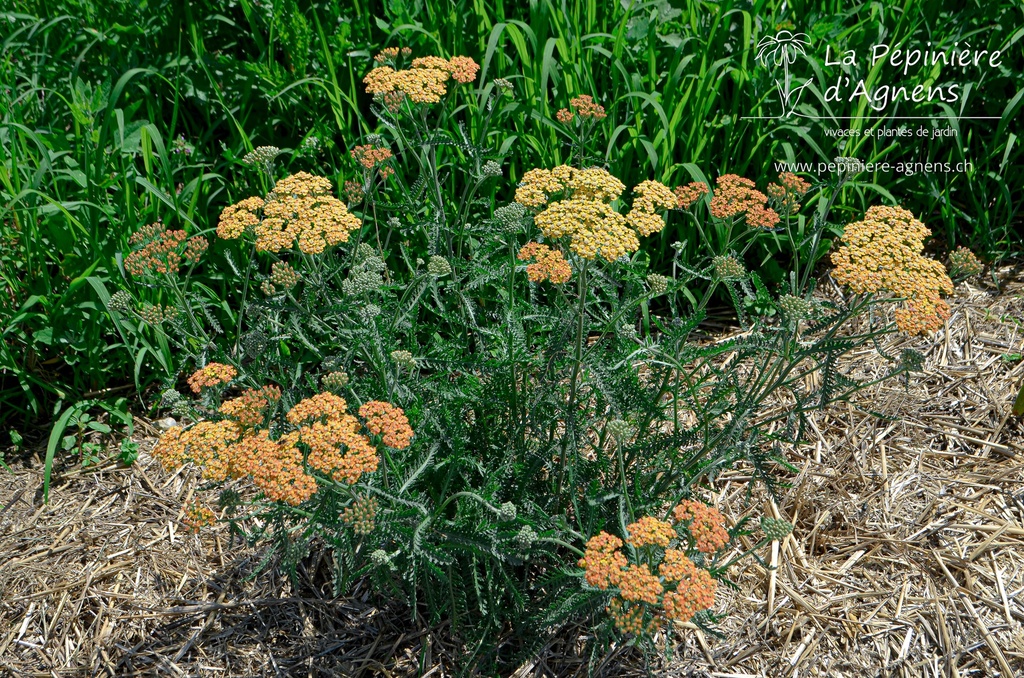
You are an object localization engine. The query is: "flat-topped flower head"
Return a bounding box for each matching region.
[767,172,811,215]
[217,197,265,240]
[662,566,716,622]
[218,174,360,255]
[286,392,349,425]
[232,430,319,504]
[627,180,677,236]
[579,532,628,589]
[126,223,208,276]
[569,94,607,120]
[359,400,414,449]
[294,413,379,484]
[219,385,281,428]
[517,242,572,283]
[581,512,722,633]
[187,363,237,394]
[516,166,671,262]
[617,563,663,604]
[831,205,954,335]
[672,499,730,553]
[182,502,216,532]
[363,54,479,104]
[447,56,480,83]
[710,174,780,229]
[351,144,394,178]
[674,181,710,210]
[626,516,676,548]
[258,173,361,254]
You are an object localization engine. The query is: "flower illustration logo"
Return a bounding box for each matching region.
[757,30,811,118]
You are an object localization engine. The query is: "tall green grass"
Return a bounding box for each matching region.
[1,0,1021,446]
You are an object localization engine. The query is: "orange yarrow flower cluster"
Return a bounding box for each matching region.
[579,532,628,589]
[287,392,350,424]
[517,242,572,284]
[580,510,721,633]
[126,223,208,276]
[152,390,410,506]
[555,94,606,123]
[359,400,414,449]
[617,564,664,604]
[662,559,717,622]
[628,180,677,237]
[217,197,265,240]
[831,205,954,335]
[363,54,479,105]
[278,394,398,485]
[766,172,811,215]
[217,173,361,255]
[672,499,730,553]
[187,363,237,394]
[219,385,282,428]
[674,181,710,210]
[710,174,780,229]
[626,516,676,548]
[351,144,395,178]
[154,421,317,506]
[516,166,672,262]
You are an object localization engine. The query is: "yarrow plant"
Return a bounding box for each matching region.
[107,51,953,673]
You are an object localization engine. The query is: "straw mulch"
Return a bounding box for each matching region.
[2,271,1023,677]
[676,271,1024,678]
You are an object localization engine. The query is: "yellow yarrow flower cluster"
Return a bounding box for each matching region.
[363,54,479,105]
[831,205,954,335]
[515,166,671,262]
[627,180,677,237]
[217,173,361,255]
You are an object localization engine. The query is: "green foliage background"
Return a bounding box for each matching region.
[1,0,1021,431]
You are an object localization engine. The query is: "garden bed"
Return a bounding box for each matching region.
[3,271,1023,677]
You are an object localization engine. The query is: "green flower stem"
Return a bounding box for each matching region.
[232,241,257,357]
[535,536,584,557]
[616,437,633,522]
[556,258,588,504]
